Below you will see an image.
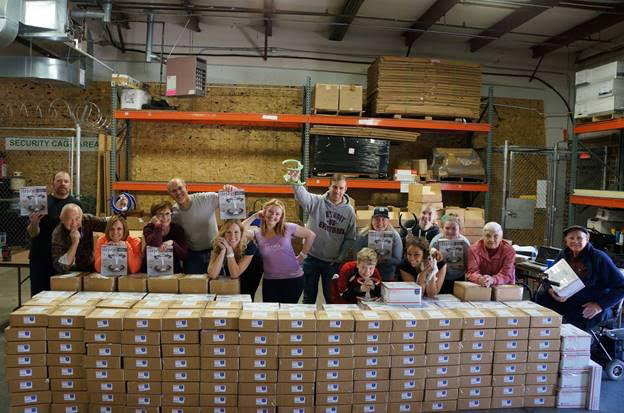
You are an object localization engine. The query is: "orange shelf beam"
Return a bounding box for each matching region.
[574,118,624,134]
[306,178,489,192]
[570,195,624,209]
[112,181,294,194]
[114,110,491,132]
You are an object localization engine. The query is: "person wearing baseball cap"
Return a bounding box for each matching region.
[536,225,624,332]
[352,206,403,281]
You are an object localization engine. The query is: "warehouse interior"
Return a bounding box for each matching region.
[2,0,624,412]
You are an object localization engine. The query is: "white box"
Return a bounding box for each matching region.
[544,261,585,299]
[560,324,592,352]
[575,69,590,86]
[121,89,150,110]
[559,368,590,388]
[587,360,602,411]
[560,352,591,370]
[575,94,624,118]
[576,78,624,101]
[587,217,624,234]
[590,61,624,82]
[381,282,422,304]
[557,389,587,408]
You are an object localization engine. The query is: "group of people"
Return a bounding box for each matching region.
[27,170,624,334]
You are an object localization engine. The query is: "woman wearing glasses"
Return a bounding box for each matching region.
[142,201,188,273]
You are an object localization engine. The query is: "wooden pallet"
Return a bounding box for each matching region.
[379,113,475,122]
[576,111,624,123]
[313,108,364,116]
[439,175,486,183]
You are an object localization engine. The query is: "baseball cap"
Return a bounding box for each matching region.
[563,225,589,236]
[373,207,389,218]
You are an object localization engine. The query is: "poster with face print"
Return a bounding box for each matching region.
[219,190,246,220]
[20,186,47,216]
[101,245,128,277]
[147,245,174,277]
[368,231,393,259]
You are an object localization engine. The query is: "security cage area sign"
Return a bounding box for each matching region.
[5,137,99,152]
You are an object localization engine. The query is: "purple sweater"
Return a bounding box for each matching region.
[255,223,303,280]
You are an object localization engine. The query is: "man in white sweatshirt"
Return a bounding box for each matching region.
[290,171,356,304]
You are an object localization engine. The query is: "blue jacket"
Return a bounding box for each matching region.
[557,242,624,311]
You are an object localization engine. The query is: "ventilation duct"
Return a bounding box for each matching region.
[0,0,20,47]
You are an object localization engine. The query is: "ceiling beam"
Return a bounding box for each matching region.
[329,0,365,41]
[469,0,559,52]
[404,0,461,46]
[531,6,624,58]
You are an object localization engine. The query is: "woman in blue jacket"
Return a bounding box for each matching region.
[537,225,624,332]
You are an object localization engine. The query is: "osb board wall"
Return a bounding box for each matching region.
[473,97,546,245]
[0,79,112,197]
[131,84,304,222]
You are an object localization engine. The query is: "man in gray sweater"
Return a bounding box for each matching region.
[290,172,356,304]
[167,178,238,274]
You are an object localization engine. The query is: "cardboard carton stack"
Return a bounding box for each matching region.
[421,309,461,412]
[456,308,496,410]
[277,308,318,412]
[463,208,485,245]
[388,309,428,413]
[200,301,241,411]
[315,310,355,413]
[489,307,530,410]
[7,305,55,412]
[557,323,595,409]
[238,307,279,412]
[407,183,443,214]
[352,310,392,413]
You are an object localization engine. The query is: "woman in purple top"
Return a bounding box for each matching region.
[245,199,316,303]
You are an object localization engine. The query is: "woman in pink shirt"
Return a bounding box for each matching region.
[466,221,515,287]
[245,199,316,303]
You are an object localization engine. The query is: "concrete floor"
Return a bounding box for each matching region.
[0,266,623,411]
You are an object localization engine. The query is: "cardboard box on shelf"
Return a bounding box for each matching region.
[314,84,339,112]
[339,84,363,112]
[492,285,523,301]
[408,183,442,203]
[464,208,485,227]
[453,281,491,302]
[50,272,84,291]
[83,274,117,292]
[117,275,147,292]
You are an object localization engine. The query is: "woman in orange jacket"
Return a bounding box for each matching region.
[95,215,142,275]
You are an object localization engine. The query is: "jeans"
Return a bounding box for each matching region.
[262,277,304,303]
[240,253,264,301]
[302,256,340,304]
[29,257,57,296]
[184,249,211,274]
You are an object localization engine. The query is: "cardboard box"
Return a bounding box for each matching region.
[84,330,121,344]
[426,330,461,343]
[47,354,83,367]
[279,346,317,359]
[388,390,423,403]
[148,275,181,293]
[278,358,317,371]
[494,340,528,352]
[162,370,200,382]
[390,331,427,344]
[84,355,122,369]
[464,208,485,227]
[48,307,94,329]
[493,351,527,364]
[387,310,429,331]
[48,366,85,379]
[277,311,317,332]
[8,378,51,393]
[162,381,200,394]
[587,359,602,410]
[279,370,316,383]
[317,332,353,345]
[125,369,162,382]
[458,351,491,364]
[162,344,200,357]
[162,393,199,406]
[278,332,317,346]
[408,183,442,203]
[353,344,389,357]
[315,393,353,406]
[525,373,557,385]
[460,329,495,342]
[5,354,47,368]
[162,356,200,370]
[421,400,457,413]
[86,368,125,381]
[50,273,84,291]
[10,391,52,406]
[122,344,162,358]
[492,363,526,375]
[201,309,240,331]
[458,364,492,376]
[560,323,592,351]
[210,278,240,295]
[559,368,590,387]
[458,386,492,399]
[86,343,122,358]
[390,343,426,356]
[201,330,239,346]
[393,379,426,392]
[239,357,278,370]
[121,330,160,345]
[354,368,390,381]
[525,384,555,396]
[9,306,56,327]
[492,285,523,301]
[353,392,389,404]
[6,366,48,380]
[424,365,460,378]
[354,380,391,393]
[352,311,392,332]
[240,332,279,346]
[315,406,351,413]
[457,398,491,410]
[125,357,162,371]
[4,327,47,342]
[162,309,202,330]
[178,275,210,294]
[6,341,47,355]
[528,351,559,363]
[316,381,354,394]
[491,396,524,409]
[239,310,278,332]
[47,341,85,354]
[453,282,491,302]
[556,389,586,408]
[339,84,363,112]
[314,84,339,112]
[391,355,426,368]
[425,341,461,354]
[529,327,561,340]
[492,385,525,397]
[525,395,556,408]
[426,353,459,367]
[117,275,148,292]
[202,345,240,358]
[381,282,422,305]
[199,381,237,394]
[123,308,166,331]
[97,296,141,309]
[315,311,355,332]
[459,375,491,388]
[83,274,117,292]
[495,328,529,341]
[454,309,496,329]
[423,388,458,401]
[84,308,126,330]
[521,307,563,328]
[202,370,240,382]
[526,362,558,374]
[237,395,277,407]
[421,309,462,330]
[353,356,390,369]
[240,345,278,358]
[528,339,560,351]
[492,374,525,387]
[352,403,388,413]
[317,369,353,382]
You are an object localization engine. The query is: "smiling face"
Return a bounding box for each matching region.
[53,172,71,198]
[167,179,189,206]
[406,245,425,268]
[155,207,172,227]
[483,230,502,249]
[357,261,376,278]
[372,216,389,231]
[108,220,124,243]
[328,179,347,204]
[419,208,434,229]
[443,221,460,239]
[264,205,283,229]
[62,209,82,231]
[565,230,588,255]
[223,222,242,248]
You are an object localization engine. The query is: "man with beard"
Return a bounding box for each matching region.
[27,171,81,295]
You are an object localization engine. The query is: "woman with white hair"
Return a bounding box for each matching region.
[466,221,515,287]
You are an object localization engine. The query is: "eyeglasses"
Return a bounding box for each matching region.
[156,212,172,218]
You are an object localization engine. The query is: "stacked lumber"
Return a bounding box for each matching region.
[367,56,481,119]
[310,125,419,142]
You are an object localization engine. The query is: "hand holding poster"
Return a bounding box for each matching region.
[147,245,174,277]
[101,244,128,277]
[219,190,246,220]
[20,186,48,216]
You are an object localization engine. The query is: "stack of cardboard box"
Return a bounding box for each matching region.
[315,310,355,413]
[456,308,496,410]
[238,306,280,411]
[388,309,428,413]
[407,183,443,215]
[276,308,318,412]
[463,208,485,245]
[200,300,241,411]
[557,323,594,409]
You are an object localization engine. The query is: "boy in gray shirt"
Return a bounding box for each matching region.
[290,171,356,304]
